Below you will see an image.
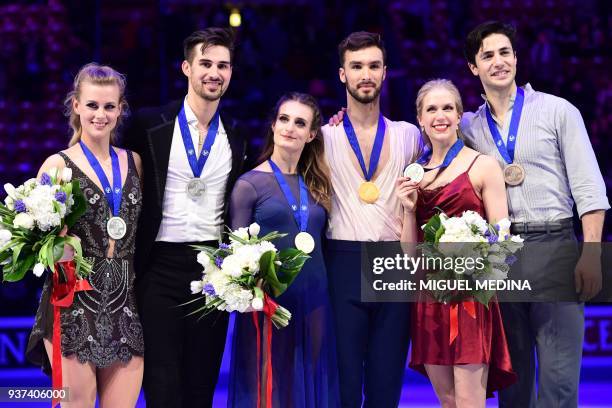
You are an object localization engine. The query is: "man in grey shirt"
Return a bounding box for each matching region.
[461,21,609,407]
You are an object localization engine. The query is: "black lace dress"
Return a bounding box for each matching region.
[26,150,144,373]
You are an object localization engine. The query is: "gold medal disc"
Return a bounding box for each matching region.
[358,181,380,204]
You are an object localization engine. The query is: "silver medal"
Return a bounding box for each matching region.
[294,232,315,254]
[107,216,127,240]
[186,178,206,200]
[403,163,425,183]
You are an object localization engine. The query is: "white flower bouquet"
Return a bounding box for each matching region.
[188,223,310,328]
[420,210,524,306]
[0,168,92,282]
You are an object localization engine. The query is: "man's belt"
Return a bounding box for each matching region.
[510,218,573,234]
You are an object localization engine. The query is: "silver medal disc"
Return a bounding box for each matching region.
[107,216,127,240]
[403,163,425,183]
[294,232,315,254]
[186,178,206,199]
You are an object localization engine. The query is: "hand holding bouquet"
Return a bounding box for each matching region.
[420,210,524,306]
[189,223,310,328]
[0,167,92,282]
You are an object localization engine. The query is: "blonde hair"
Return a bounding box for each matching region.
[415,79,464,147]
[64,63,128,147]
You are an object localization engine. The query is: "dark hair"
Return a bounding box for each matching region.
[183,27,235,63]
[338,31,386,67]
[464,21,517,66]
[257,93,332,211]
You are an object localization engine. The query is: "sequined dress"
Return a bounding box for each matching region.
[26,150,144,373]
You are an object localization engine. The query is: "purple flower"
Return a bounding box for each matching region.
[40,173,52,186]
[505,255,518,266]
[54,191,67,204]
[14,199,26,213]
[215,256,223,268]
[494,224,500,231]
[487,234,499,244]
[203,283,216,296]
[219,243,230,250]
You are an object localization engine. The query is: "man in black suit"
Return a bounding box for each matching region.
[122,28,247,408]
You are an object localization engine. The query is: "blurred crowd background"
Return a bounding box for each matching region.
[0,0,610,310]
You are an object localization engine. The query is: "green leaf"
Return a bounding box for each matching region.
[3,256,35,282]
[276,248,309,287]
[259,250,287,297]
[64,180,87,228]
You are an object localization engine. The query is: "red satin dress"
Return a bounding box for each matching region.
[409,156,517,398]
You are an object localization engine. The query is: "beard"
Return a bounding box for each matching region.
[193,80,226,102]
[346,81,381,104]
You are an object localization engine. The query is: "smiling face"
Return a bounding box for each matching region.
[339,46,386,104]
[73,81,121,141]
[468,33,517,92]
[182,44,232,102]
[417,87,462,145]
[272,100,316,154]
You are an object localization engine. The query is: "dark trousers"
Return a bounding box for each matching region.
[137,241,229,408]
[499,227,583,408]
[326,240,411,408]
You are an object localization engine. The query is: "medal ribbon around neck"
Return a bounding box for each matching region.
[416,138,464,169]
[485,86,525,164]
[268,159,309,232]
[178,105,220,177]
[343,113,386,182]
[79,141,122,216]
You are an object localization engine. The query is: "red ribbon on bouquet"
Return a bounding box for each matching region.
[449,300,476,345]
[50,260,93,407]
[252,294,279,408]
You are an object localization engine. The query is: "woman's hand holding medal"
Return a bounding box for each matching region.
[396,176,419,213]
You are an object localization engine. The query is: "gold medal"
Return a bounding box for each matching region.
[503,163,525,186]
[358,181,380,204]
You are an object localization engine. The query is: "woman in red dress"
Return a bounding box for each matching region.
[396,79,517,407]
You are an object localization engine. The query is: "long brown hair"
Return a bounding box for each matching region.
[257,93,332,212]
[64,63,129,147]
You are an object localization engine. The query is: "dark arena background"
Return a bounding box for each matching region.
[0,0,611,407]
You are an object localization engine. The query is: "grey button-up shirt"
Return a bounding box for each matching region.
[461,83,609,222]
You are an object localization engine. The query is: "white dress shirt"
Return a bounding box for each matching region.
[156,98,232,242]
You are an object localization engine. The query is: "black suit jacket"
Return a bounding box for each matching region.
[121,100,248,278]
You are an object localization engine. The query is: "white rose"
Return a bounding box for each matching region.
[233,227,249,241]
[32,263,45,277]
[251,296,264,311]
[190,280,204,294]
[462,211,488,234]
[3,183,17,199]
[13,213,35,230]
[47,167,59,180]
[61,168,73,183]
[510,235,524,243]
[248,222,260,237]
[197,252,211,267]
[0,229,11,246]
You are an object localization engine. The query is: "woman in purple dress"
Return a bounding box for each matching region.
[227,93,339,407]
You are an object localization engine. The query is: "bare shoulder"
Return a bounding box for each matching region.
[131,150,143,177]
[37,153,67,178]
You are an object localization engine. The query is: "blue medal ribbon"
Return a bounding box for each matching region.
[268,160,309,232]
[79,141,121,216]
[485,86,525,164]
[416,138,464,169]
[178,105,220,177]
[343,113,386,181]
